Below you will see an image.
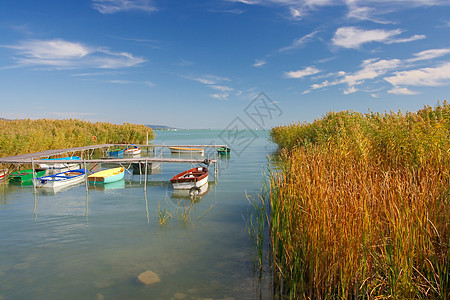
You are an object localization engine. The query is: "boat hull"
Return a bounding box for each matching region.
[9,169,46,183]
[169,147,205,156]
[170,167,209,190]
[108,149,124,156]
[88,167,125,183]
[35,169,86,189]
[217,147,231,155]
[0,170,7,181]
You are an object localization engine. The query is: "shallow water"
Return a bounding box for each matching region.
[0,130,275,300]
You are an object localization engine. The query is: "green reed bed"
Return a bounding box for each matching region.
[0,118,154,157]
[266,103,449,299]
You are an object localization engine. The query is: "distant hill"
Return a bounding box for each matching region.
[146,124,178,130]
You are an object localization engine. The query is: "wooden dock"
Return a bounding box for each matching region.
[0,144,219,165]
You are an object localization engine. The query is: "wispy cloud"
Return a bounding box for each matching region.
[407,48,450,62]
[183,74,235,100]
[92,0,157,14]
[331,27,423,49]
[303,47,450,96]
[387,86,418,95]
[253,59,267,67]
[106,79,155,86]
[285,66,321,78]
[3,39,145,69]
[384,62,450,87]
[279,31,319,52]
[308,58,401,94]
[228,0,450,22]
[184,74,230,85]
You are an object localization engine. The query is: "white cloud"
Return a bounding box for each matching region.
[279,31,318,52]
[285,66,321,78]
[228,0,450,23]
[289,7,302,19]
[253,59,267,67]
[332,26,402,49]
[408,48,450,62]
[210,93,230,100]
[183,74,234,100]
[385,34,426,44]
[384,62,450,87]
[3,39,145,69]
[344,86,358,94]
[310,58,401,93]
[185,74,230,85]
[106,79,155,86]
[388,86,418,95]
[344,58,401,86]
[92,0,157,14]
[210,85,234,92]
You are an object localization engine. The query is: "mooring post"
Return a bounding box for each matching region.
[144,159,148,192]
[84,160,89,216]
[31,158,37,193]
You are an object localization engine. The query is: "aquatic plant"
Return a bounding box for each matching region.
[0,118,154,157]
[265,102,449,299]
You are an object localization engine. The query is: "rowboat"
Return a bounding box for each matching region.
[88,167,125,183]
[35,169,86,189]
[0,169,8,181]
[171,182,209,199]
[170,167,209,191]
[39,156,81,174]
[124,144,141,155]
[217,147,231,155]
[169,146,205,156]
[9,168,47,183]
[108,148,124,156]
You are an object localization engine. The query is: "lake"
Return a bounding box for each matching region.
[0,129,276,300]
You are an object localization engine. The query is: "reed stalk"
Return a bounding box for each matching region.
[264,102,449,299]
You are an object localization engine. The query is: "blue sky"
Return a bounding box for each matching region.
[1,0,449,129]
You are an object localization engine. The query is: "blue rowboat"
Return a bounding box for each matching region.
[39,156,81,173]
[35,169,86,189]
[108,148,124,156]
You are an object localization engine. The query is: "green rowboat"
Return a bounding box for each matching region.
[9,168,46,183]
[217,147,231,155]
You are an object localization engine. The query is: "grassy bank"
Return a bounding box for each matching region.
[0,118,154,157]
[265,103,449,298]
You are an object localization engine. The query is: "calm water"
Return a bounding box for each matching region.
[0,130,275,300]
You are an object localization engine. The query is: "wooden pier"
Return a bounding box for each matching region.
[0,143,221,165]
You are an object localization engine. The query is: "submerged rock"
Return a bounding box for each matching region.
[137,270,161,285]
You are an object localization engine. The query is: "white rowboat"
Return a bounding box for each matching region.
[170,167,209,191]
[35,169,86,189]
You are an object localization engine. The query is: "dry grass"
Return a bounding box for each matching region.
[266,102,449,299]
[0,118,154,157]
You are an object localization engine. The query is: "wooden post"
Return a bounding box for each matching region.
[144,159,148,192]
[31,158,37,193]
[84,160,89,216]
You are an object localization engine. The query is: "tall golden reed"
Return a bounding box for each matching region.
[0,118,154,157]
[267,103,449,299]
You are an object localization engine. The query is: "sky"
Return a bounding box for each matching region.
[1,0,450,129]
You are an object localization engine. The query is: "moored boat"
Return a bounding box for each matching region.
[170,167,209,191]
[0,169,8,181]
[39,156,81,174]
[108,148,124,156]
[169,146,205,156]
[124,144,141,155]
[9,168,47,183]
[88,167,125,184]
[217,147,231,155]
[171,182,209,199]
[35,169,86,189]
